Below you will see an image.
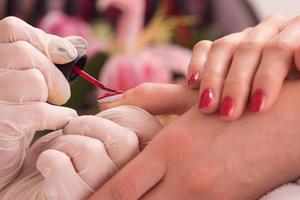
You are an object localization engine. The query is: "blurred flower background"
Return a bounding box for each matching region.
[1,0,300,115]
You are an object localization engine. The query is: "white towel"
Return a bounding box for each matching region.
[261,181,300,200]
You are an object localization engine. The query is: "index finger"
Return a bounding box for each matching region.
[99,83,198,115]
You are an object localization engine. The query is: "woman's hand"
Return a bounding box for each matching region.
[0,106,163,200]
[89,80,300,200]
[100,14,300,121]
[187,14,300,120]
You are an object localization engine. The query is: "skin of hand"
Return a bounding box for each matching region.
[91,79,300,200]
[0,105,163,200]
[0,16,87,193]
[185,14,300,121]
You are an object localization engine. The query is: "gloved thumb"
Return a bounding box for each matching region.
[0,102,77,142]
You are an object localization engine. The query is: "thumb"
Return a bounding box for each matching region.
[0,102,77,134]
[98,83,198,115]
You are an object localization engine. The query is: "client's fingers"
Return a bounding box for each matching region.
[98,83,198,115]
[98,105,163,149]
[198,29,250,113]
[187,40,212,88]
[50,135,117,190]
[220,13,287,120]
[249,16,300,113]
[0,68,48,102]
[63,115,140,168]
[36,149,93,200]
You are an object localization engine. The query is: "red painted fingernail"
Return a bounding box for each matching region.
[187,72,200,86]
[199,89,213,108]
[219,96,235,117]
[249,89,265,112]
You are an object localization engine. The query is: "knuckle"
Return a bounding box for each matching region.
[123,130,139,150]
[127,82,153,98]
[14,41,35,55]
[193,40,212,51]
[26,68,46,86]
[82,138,106,155]
[212,37,237,49]
[38,149,70,171]
[0,16,21,33]
[264,38,293,53]
[237,39,263,52]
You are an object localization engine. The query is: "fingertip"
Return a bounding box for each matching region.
[47,77,71,105]
[36,149,71,177]
[47,35,78,64]
[187,71,200,89]
[65,35,88,57]
[198,88,220,114]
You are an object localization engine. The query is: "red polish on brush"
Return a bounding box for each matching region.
[55,55,122,99]
[72,66,123,100]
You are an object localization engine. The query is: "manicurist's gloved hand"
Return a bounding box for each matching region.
[0,16,87,192]
[0,105,162,200]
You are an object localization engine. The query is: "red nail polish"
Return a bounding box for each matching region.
[199,89,213,108]
[249,89,265,112]
[219,96,235,117]
[187,72,199,85]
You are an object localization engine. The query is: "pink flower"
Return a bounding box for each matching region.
[99,44,191,92]
[38,10,105,57]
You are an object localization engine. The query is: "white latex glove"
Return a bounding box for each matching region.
[0,105,163,200]
[0,16,87,192]
[0,16,88,105]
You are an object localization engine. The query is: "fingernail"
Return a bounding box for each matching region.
[48,37,78,64]
[65,36,88,57]
[219,96,235,117]
[249,89,265,112]
[199,89,213,109]
[187,72,200,86]
[97,93,123,104]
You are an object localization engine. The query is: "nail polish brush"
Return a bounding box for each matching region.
[55,55,122,99]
